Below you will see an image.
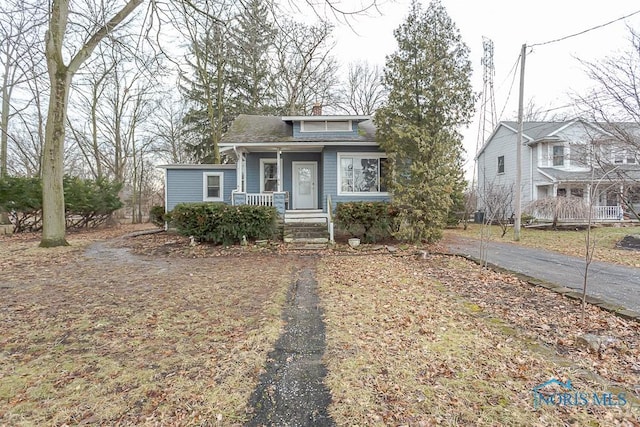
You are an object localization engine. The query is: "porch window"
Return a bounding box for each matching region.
[553,146,565,166]
[497,155,505,174]
[338,153,388,194]
[203,172,223,202]
[260,159,278,192]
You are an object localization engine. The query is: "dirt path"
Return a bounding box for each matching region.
[246,260,335,427]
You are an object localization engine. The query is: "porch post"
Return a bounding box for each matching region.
[585,183,591,205]
[552,183,558,197]
[236,150,243,192]
[276,148,282,192]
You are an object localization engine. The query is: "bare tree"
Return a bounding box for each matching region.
[479,182,514,238]
[336,61,386,115]
[151,101,194,164]
[272,19,339,114]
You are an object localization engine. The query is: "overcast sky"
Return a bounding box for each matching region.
[328,0,640,177]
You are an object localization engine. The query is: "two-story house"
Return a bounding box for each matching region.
[159,113,390,223]
[476,119,640,221]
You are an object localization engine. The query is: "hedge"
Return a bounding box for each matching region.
[170,203,277,245]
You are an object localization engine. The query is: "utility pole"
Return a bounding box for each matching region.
[514,43,526,241]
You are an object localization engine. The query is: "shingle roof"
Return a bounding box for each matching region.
[501,121,571,141]
[220,114,376,144]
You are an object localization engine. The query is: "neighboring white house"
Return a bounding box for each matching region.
[476,119,640,221]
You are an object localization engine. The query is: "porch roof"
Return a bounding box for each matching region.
[538,166,640,183]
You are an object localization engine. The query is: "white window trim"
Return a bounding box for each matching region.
[259,158,278,193]
[552,144,566,167]
[300,120,352,133]
[337,152,389,196]
[203,172,224,202]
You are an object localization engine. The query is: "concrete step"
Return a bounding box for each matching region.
[287,243,329,250]
[284,237,329,244]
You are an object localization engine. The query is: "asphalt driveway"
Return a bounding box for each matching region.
[446,236,640,314]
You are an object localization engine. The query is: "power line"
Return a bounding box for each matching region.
[530,9,640,47]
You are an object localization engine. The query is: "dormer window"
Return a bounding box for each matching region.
[300,120,351,132]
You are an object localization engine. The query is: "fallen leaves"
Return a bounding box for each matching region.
[0,227,297,426]
[319,254,640,426]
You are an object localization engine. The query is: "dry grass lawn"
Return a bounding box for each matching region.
[0,226,296,426]
[2,226,640,425]
[319,254,639,425]
[445,223,640,267]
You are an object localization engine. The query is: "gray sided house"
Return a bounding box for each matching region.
[160,114,389,222]
[477,119,640,221]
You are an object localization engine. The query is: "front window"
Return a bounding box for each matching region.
[203,172,223,201]
[553,146,565,166]
[260,159,278,192]
[338,154,388,194]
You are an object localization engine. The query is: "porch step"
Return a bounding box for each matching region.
[283,222,329,244]
[288,243,329,251]
[284,210,328,224]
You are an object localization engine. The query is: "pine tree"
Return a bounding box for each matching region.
[228,0,277,114]
[180,22,233,163]
[376,0,474,242]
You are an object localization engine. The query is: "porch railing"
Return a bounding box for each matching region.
[594,205,623,220]
[246,193,273,206]
[533,205,623,222]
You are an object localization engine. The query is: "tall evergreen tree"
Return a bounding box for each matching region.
[376,0,474,242]
[228,0,277,114]
[181,21,233,163]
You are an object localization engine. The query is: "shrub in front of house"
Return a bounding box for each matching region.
[169,202,277,245]
[335,201,398,243]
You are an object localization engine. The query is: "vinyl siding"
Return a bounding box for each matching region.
[477,125,533,210]
[165,168,236,211]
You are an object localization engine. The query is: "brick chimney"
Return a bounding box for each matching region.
[311,103,322,116]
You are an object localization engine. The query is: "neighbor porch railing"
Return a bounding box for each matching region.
[533,205,623,222]
[594,205,624,220]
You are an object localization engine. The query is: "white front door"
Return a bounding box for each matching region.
[292,162,317,209]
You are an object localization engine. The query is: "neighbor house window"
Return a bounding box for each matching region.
[260,159,278,192]
[338,153,388,194]
[497,156,505,174]
[553,145,565,166]
[301,120,351,132]
[203,172,223,201]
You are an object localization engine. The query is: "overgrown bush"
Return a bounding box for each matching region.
[0,175,122,232]
[170,203,277,245]
[149,205,166,227]
[0,176,42,232]
[335,201,398,243]
[64,177,123,228]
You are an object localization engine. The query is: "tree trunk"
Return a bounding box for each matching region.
[41,71,70,247]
